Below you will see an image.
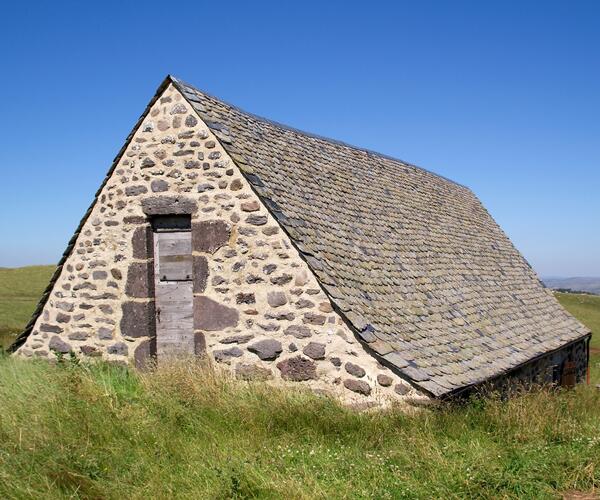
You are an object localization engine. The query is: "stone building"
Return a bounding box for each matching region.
[10,76,591,404]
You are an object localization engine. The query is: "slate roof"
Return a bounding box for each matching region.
[171,76,590,396]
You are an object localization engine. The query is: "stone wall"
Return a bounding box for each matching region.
[467,336,590,396]
[496,337,589,390]
[16,84,425,406]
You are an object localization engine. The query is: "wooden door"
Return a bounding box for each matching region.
[153,230,194,358]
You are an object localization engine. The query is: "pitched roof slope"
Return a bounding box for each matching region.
[173,76,590,396]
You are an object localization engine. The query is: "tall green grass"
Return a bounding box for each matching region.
[1,357,599,499]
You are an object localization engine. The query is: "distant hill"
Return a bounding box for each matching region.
[543,277,600,295]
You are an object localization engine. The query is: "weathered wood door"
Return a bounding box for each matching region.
[152,224,194,358]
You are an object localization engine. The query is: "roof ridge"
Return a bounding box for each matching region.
[170,75,469,190]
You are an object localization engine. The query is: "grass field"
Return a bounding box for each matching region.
[0,268,599,497]
[0,265,55,349]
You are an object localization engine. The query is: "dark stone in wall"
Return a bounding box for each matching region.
[125,261,154,298]
[194,332,206,355]
[132,226,152,260]
[248,339,282,361]
[395,383,410,396]
[482,337,590,395]
[56,301,74,312]
[284,325,312,339]
[185,115,198,127]
[40,323,63,334]
[230,179,243,191]
[120,301,156,338]
[277,356,317,381]
[81,345,101,357]
[303,342,326,360]
[236,292,255,304]
[49,336,71,354]
[345,362,366,378]
[124,216,146,225]
[125,185,148,196]
[134,338,156,370]
[377,374,393,387]
[214,347,243,363]
[141,157,156,168]
[270,274,293,285]
[151,179,169,192]
[193,256,209,293]
[245,215,267,226]
[343,379,371,396]
[107,342,129,356]
[98,327,113,340]
[192,220,230,254]
[141,196,198,215]
[193,296,239,331]
[221,334,254,344]
[56,313,71,323]
[302,313,326,326]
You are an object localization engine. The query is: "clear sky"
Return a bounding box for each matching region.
[0,1,598,276]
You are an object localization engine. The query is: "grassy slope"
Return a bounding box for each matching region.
[0,265,55,348]
[0,270,599,497]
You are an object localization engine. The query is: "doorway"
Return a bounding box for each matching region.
[151,215,194,358]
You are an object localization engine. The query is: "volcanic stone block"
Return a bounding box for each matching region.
[284,325,312,339]
[343,379,371,396]
[56,313,71,323]
[230,178,243,191]
[213,347,243,363]
[345,362,366,378]
[303,342,326,360]
[395,383,411,396]
[193,296,239,331]
[151,179,169,192]
[192,220,230,254]
[240,200,260,212]
[246,215,267,226]
[194,332,206,355]
[125,261,154,298]
[107,342,129,356]
[193,256,209,293]
[132,226,152,259]
[220,334,254,344]
[236,292,255,304]
[248,339,283,360]
[125,185,148,196]
[120,301,156,338]
[40,323,63,334]
[377,374,393,387]
[267,291,287,308]
[277,356,317,381]
[49,336,71,354]
[302,313,326,326]
[134,338,156,370]
[141,196,198,215]
[80,345,101,357]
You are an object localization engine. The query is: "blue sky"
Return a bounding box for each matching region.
[0,1,598,276]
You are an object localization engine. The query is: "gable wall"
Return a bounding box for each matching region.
[16,84,423,405]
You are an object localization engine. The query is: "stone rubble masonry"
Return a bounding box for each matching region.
[15,83,423,407]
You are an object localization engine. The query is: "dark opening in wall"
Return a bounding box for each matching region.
[151,214,191,232]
